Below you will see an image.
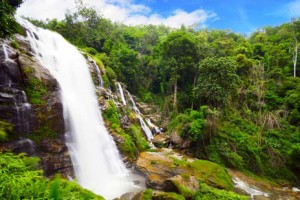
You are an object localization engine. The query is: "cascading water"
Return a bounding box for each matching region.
[127,91,153,141]
[88,56,103,88]
[233,177,269,199]
[146,118,161,134]
[117,82,127,105]
[18,19,143,199]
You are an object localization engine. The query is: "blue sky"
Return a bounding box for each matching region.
[17,0,300,34]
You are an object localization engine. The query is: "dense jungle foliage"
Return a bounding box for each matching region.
[1,0,299,190]
[27,4,300,184]
[0,0,23,37]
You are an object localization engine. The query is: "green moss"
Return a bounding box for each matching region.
[103,100,121,128]
[190,160,234,190]
[170,157,234,190]
[141,189,153,200]
[25,78,47,105]
[10,38,19,49]
[154,192,185,200]
[195,183,248,200]
[119,133,136,159]
[0,120,13,141]
[173,182,195,199]
[28,126,59,144]
[128,124,149,151]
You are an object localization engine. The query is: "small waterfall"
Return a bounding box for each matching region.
[2,43,12,61]
[146,118,161,134]
[117,82,127,105]
[18,18,142,199]
[88,56,103,87]
[127,91,153,141]
[233,177,269,199]
[13,91,31,134]
[16,138,36,155]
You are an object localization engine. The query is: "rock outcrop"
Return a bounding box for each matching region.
[0,35,73,178]
[136,149,234,191]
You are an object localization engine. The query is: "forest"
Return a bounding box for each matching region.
[28,3,300,183]
[1,0,300,199]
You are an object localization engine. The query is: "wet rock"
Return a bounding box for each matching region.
[118,192,138,200]
[163,175,199,199]
[2,138,36,156]
[0,37,70,178]
[170,131,183,147]
[41,151,73,178]
[152,134,170,148]
[136,150,233,191]
[136,102,153,115]
[40,138,66,153]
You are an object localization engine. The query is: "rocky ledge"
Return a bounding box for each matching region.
[135,148,234,192]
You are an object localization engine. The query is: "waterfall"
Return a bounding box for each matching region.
[13,90,31,134]
[2,43,10,61]
[233,177,269,199]
[127,91,153,141]
[117,82,127,105]
[146,118,161,134]
[88,56,103,87]
[18,19,142,199]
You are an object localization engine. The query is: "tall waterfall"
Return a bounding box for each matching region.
[18,19,142,199]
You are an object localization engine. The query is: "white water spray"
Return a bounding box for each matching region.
[117,82,127,105]
[127,91,153,141]
[18,19,142,199]
[233,177,269,199]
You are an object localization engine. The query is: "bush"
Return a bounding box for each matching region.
[0,153,104,200]
[0,0,23,38]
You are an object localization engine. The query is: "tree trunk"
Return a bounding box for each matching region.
[173,76,177,111]
[294,43,299,77]
[191,73,197,110]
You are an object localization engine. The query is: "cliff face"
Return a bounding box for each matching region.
[0,33,73,178]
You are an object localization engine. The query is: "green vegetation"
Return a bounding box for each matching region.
[0,120,13,141]
[1,0,300,197]
[195,183,248,200]
[28,125,59,144]
[102,100,149,159]
[24,78,47,105]
[0,0,23,38]
[169,157,234,190]
[26,4,300,184]
[0,152,103,200]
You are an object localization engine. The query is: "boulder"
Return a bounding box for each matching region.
[152,134,170,148]
[170,131,183,147]
[163,175,199,196]
[136,150,234,191]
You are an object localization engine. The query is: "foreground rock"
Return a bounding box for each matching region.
[136,149,233,191]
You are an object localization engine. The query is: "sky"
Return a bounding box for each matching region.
[17,0,300,34]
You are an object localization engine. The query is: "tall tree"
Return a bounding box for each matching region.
[196,57,239,107]
[161,30,199,111]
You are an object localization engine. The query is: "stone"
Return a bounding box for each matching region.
[152,134,170,148]
[136,150,233,191]
[40,138,66,153]
[163,175,199,192]
[170,131,183,146]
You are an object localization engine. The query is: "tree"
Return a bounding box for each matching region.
[161,30,199,111]
[196,57,239,107]
[0,0,23,38]
[292,19,300,77]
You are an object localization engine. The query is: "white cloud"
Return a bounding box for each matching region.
[17,0,217,28]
